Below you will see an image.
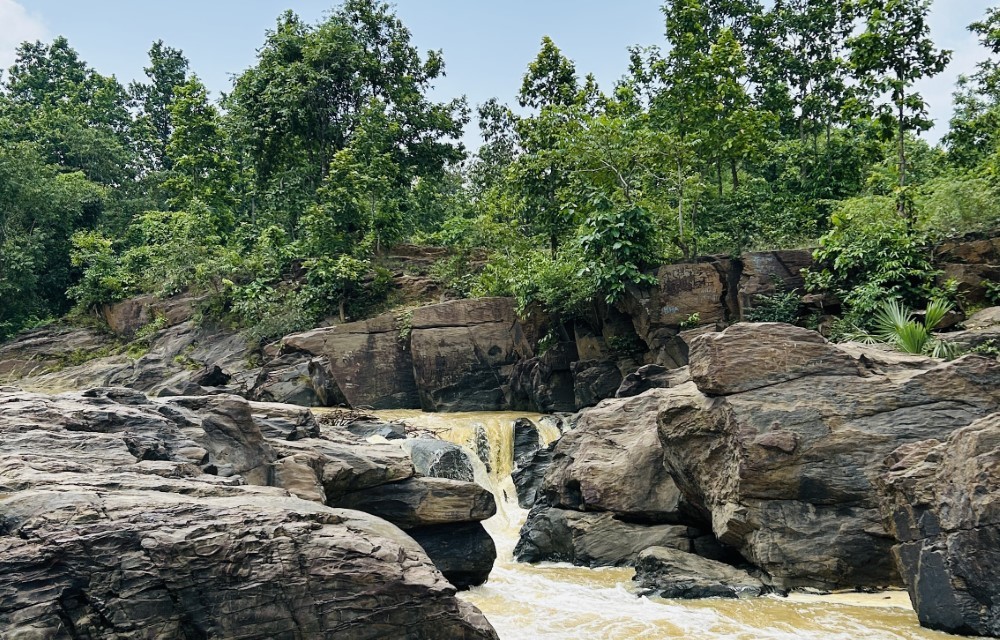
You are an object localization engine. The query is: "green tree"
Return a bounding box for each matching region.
[511,37,584,256]
[225,1,466,232]
[162,76,236,222]
[1,37,135,186]
[0,142,104,337]
[130,40,190,171]
[848,0,951,220]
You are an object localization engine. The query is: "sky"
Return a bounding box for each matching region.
[0,0,995,148]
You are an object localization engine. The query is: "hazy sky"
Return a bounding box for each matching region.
[0,0,995,147]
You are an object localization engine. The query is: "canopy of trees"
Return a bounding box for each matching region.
[2,0,998,342]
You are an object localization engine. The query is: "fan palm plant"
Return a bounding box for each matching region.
[871,298,959,357]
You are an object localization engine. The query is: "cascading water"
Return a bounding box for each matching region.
[377,411,960,640]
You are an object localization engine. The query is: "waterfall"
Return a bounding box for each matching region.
[375,410,951,640]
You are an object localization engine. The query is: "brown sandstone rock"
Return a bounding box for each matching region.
[336,477,497,529]
[663,332,1000,589]
[0,387,502,632]
[634,546,765,599]
[688,322,862,395]
[282,312,419,409]
[514,506,694,567]
[538,389,689,521]
[410,298,535,411]
[620,261,730,366]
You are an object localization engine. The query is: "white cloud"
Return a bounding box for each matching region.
[0,0,48,74]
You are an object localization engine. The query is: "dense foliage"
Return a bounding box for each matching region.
[2,0,999,343]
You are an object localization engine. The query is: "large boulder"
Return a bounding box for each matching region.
[514,506,694,566]
[335,477,498,589]
[876,415,1000,637]
[634,546,765,599]
[401,438,475,482]
[249,353,344,407]
[281,312,419,409]
[335,477,497,529]
[518,322,1000,591]
[409,298,536,412]
[0,490,496,639]
[661,324,1000,589]
[937,263,1000,306]
[98,293,197,338]
[536,390,688,521]
[688,322,862,395]
[408,522,498,590]
[0,388,498,638]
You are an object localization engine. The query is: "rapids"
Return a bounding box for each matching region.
[375,410,963,640]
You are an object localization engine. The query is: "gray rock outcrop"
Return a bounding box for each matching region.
[513,506,694,567]
[517,322,1000,593]
[634,546,765,599]
[877,415,1000,637]
[0,387,498,638]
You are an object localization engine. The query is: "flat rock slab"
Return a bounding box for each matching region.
[0,490,497,640]
[336,477,497,529]
[0,387,499,638]
[634,546,765,599]
[514,505,695,567]
[689,322,862,395]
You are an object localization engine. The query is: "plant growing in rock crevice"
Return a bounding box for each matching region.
[863,298,959,358]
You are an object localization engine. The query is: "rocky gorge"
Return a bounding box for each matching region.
[1,237,999,637]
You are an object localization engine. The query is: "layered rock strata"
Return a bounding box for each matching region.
[0,387,499,637]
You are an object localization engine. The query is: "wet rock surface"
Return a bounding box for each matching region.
[877,414,1000,637]
[634,546,766,599]
[514,505,695,567]
[511,442,555,509]
[402,438,475,482]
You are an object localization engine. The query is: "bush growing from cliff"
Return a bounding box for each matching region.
[806,195,938,328]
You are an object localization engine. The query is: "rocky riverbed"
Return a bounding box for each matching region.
[2,273,1000,637]
[0,387,499,638]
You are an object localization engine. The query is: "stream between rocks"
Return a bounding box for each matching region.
[375,410,964,640]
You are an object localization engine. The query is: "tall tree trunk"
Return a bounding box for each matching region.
[677,159,684,238]
[730,159,739,190]
[717,160,723,196]
[897,85,908,225]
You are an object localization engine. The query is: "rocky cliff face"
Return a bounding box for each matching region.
[6,235,997,416]
[517,323,1000,592]
[0,387,499,638]
[877,415,1000,637]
